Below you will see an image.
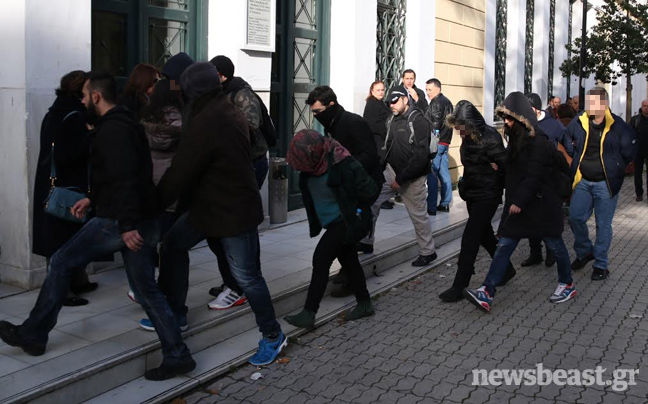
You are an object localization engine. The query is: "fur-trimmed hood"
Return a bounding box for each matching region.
[495,91,538,137]
[445,100,486,141]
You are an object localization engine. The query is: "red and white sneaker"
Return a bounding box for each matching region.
[463,286,493,313]
[127,290,139,304]
[207,286,247,310]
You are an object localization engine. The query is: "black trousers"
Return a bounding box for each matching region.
[453,200,512,290]
[305,221,370,313]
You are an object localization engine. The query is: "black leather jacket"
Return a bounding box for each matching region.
[425,93,454,145]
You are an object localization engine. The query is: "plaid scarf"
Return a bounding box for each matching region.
[286,129,351,175]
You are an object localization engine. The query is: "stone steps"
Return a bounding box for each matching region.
[0,206,486,404]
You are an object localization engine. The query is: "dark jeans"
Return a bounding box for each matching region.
[160,212,281,338]
[213,156,267,294]
[305,221,371,313]
[483,236,573,296]
[20,218,192,365]
[634,151,647,197]
[453,200,513,290]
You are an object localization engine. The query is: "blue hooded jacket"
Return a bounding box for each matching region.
[567,109,637,197]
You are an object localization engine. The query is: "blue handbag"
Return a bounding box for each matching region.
[42,111,90,223]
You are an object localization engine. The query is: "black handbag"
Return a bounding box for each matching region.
[42,112,90,223]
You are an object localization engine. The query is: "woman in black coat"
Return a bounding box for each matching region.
[438,101,516,302]
[363,80,394,210]
[284,129,378,328]
[363,80,391,152]
[463,92,576,313]
[33,71,97,305]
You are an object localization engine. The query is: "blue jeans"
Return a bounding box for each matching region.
[160,213,281,338]
[427,144,452,211]
[569,179,619,270]
[215,229,281,338]
[483,236,573,296]
[20,218,192,365]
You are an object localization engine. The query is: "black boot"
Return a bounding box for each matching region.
[439,287,464,302]
[520,254,543,267]
[545,249,556,267]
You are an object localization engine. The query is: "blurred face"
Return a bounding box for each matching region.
[551,97,561,108]
[455,124,469,140]
[585,95,608,117]
[503,115,515,129]
[390,96,407,115]
[402,72,415,89]
[425,84,440,101]
[371,83,385,100]
[641,100,648,116]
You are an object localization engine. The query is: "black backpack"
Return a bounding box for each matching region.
[254,92,277,147]
[229,88,277,148]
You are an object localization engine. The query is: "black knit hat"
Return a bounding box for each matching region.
[386,85,408,104]
[180,62,222,101]
[209,55,235,79]
[162,52,195,82]
[495,91,538,136]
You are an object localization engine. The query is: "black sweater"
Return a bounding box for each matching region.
[89,106,157,233]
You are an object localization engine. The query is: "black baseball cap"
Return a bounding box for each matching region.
[386,85,409,104]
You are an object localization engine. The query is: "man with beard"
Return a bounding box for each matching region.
[360,85,438,267]
[0,72,196,381]
[305,85,382,296]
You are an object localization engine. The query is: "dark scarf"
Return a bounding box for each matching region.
[286,129,351,175]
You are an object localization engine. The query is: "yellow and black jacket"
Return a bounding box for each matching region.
[567,108,637,197]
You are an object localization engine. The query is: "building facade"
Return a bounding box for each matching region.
[1,0,646,288]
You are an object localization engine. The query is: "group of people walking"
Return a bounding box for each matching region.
[0,53,641,384]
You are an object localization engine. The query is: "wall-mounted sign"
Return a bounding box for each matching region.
[244,0,275,52]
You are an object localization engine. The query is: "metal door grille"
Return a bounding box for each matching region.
[376,0,406,90]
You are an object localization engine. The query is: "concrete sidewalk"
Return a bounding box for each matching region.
[179,181,648,404]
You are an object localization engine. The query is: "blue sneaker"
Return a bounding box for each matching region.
[549,282,577,303]
[139,317,188,332]
[249,332,287,366]
[463,286,493,313]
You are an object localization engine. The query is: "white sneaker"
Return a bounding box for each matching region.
[127,290,139,304]
[207,286,247,310]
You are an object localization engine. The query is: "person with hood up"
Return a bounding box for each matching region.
[283,130,378,328]
[464,92,577,313]
[438,100,516,302]
[153,62,287,367]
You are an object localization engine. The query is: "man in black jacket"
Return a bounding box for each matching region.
[0,72,195,381]
[631,99,648,201]
[401,69,428,112]
[154,62,286,367]
[362,85,437,267]
[306,86,383,189]
[425,79,454,214]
